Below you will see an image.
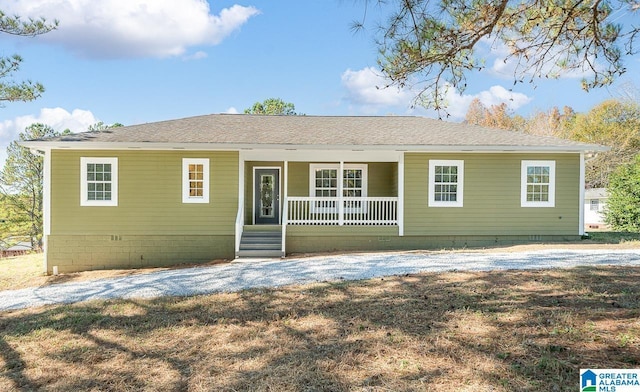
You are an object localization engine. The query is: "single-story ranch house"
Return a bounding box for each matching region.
[22,114,606,273]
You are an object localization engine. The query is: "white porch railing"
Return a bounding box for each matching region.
[287,196,398,225]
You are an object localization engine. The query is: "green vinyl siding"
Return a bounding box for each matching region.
[404,153,580,236]
[368,162,397,197]
[287,162,308,196]
[51,150,239,235]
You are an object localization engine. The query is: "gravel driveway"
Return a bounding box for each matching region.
[1,248,639,311]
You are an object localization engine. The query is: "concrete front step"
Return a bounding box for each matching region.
[240,243,281,250]
[237,227,284,258]
[236,249,285,258]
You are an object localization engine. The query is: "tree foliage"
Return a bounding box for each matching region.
[360,0,640,113]
[244,98,299,115]
[0,194,30,242]
[464,98,524,130]
[87,121,124,132]
[522,106,576,137]
[605,154,640,232]
[0,124,59,248]
[0,10,58,104]
[567,99,640,188]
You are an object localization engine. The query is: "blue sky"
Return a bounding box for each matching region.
[1,0,639,168]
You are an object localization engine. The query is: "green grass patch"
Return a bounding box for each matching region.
[584,231,640,244]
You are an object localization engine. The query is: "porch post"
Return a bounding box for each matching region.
[338,160,344,226]
[283,161,288,221]
[282,161,288,255]
[283,161,289,199]
[398,153,404,236]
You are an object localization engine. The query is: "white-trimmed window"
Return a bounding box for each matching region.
[521,160,555,207]
[590,199,600,211]
[182,158,210,203]
[429,160,464,207]
[309,164,367,212]
[80,157,118,207]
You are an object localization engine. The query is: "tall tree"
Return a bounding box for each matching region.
[244,98,299,115]
[0,124,59,248]
[358,1,639,113]
[522,106,575,137]
[464,98,523,130]
[0,10,58,104]
[566,99,640,188]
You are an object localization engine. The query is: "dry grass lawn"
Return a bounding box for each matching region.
[1,265,639,391]
[0,253,225,291]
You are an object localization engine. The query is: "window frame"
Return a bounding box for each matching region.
[428,160,464,208]
[521,160,556,208]
[309,164,368,198]
[80,157,118,207]
[182,158,210,204]
[309,163,368,213]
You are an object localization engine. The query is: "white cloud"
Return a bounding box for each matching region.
[224,107,239,114]
[0,108,98,170]
[341,67,413,113]
[445,85,532,119]
[5,1,260,59]
[341,67,531,118]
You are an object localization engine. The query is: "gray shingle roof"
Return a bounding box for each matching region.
[27,114,606,151]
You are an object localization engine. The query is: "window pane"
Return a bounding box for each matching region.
[432,164,460,204]
[525,165,551,203]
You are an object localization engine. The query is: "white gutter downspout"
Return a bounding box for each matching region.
[579,152,586,236]
[30,148,50,274]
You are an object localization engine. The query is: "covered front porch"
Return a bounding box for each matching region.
[235,150,405,257]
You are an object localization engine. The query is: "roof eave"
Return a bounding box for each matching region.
[19,141,609,153]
